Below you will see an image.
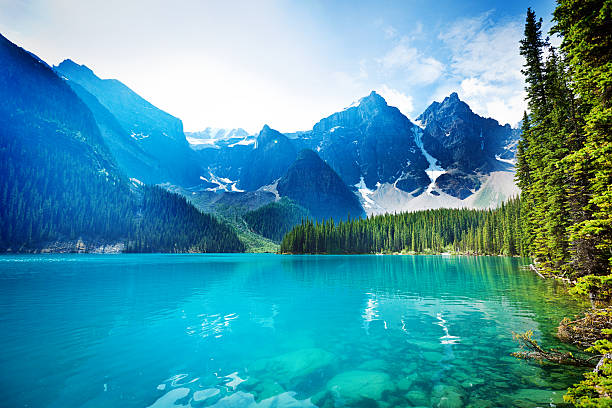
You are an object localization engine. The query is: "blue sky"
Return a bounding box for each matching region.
[0,0,557,133]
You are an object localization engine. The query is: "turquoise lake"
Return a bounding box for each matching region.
[0,254,588,407]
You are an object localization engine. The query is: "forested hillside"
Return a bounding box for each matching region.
[127,187,244,253]
[280,197,523,255]
[243,198,310,242]
[0,33,244,253]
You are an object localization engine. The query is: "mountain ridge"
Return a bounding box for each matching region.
[55,59,204,186]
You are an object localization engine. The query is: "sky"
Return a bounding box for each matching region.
[0,0,558,133]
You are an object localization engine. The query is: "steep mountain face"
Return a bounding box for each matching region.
[416,92,519,198]
[303,91,431,195]
[0,33,132,249]
[55,59,203,186]
[190,91,521,216]
[277,149,365,221]
[239,125,297,191]
[0,34,243,253]
[64,80,164,184]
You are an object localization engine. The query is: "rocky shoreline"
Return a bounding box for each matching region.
[1,239,125,254]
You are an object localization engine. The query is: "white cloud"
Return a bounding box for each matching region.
[383,25,398,39]
[378,41,444,85]
[377,85,414,116]
[437,11,526,126]
[458,77,526,125]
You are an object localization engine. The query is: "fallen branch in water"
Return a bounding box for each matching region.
[512,331,600,367]
[529,264,547,279]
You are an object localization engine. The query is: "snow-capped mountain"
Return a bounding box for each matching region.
[239,125,298,191]
[185,127,254,150]
[194,91,521,217]
[297,91,431,196]
[416,92,519,199]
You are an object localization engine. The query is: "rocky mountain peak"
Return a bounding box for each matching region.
[416,92,473,128]
[55,59,96,82]
[360,90,387,106]
[256,124,288,147]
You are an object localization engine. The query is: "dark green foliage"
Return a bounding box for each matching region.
[243,198,310,242]
[280,197,523,255]
[126,186,244,253]
[0,116,134,247]
[0,33,131,249]
[516,2,611,277]
[553,0,612,277]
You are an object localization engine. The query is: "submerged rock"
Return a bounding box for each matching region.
[404,389,429,406]
[327,370,396,403]
[512,388,565,405]
[422,351,445,363]
[147,387,190,408]
[193,388,220,402]
[358,359,389,371]
[257,391,316,408]
[208,391,256,407]
[431,384,465,408]
[396,373,418,391]
[250,348,336,385]
[207,390,315,408]
[254,380,284,401]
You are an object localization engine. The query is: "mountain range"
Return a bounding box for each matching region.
[192,91,520,217]
[0,33,521,251]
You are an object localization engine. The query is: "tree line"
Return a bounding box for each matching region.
[516,2,611,280]
[280,197,524,256]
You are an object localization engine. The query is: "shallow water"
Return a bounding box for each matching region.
[0,254,588,407]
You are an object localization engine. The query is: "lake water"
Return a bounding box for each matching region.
[0,254,588,407]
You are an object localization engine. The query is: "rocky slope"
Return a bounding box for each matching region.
[192,91,521,217]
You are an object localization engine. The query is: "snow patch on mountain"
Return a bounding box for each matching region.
[413,119,425,129]
[228,137,255,147]
[357,171,518,216]
[200,172,243,192]
[354,176,376,209]
[129,177,143,186]
[186,136,219,147]
[495,154,516,165]
[130,131,150,140]
[412,127,445,195]
[258,180,281,201]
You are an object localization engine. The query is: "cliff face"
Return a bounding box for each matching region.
[305,91,431,195]
[239,125,297,191]
[55,59,203,186]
